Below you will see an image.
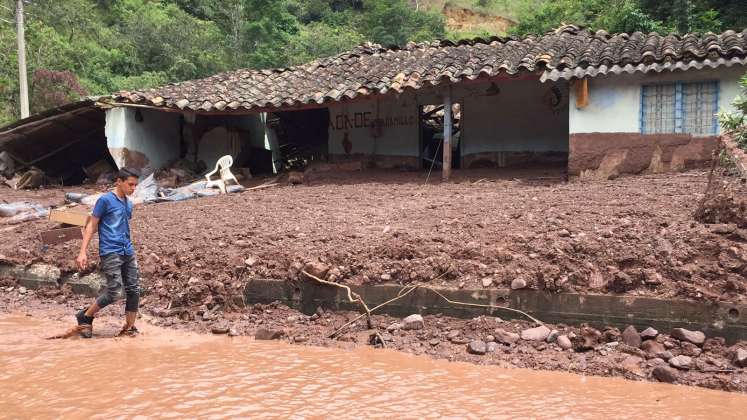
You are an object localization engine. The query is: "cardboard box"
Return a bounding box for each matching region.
[49,208,90,227]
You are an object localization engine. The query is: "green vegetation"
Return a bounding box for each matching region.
[720,73,747,150]
[509,0,747,36]
[0,0,745,125]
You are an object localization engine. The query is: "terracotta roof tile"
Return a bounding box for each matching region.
[112,25,747,112]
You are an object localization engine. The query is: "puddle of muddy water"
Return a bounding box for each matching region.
[1,314,746,419]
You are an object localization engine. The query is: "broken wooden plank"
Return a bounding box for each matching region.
[575,78,589,109]
[40,226,83,245]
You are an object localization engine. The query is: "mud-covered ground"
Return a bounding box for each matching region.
[2,285,746,393]
[1,168,746,308]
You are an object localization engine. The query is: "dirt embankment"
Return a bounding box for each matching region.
[443,4,516,35]
[2,169,747,310]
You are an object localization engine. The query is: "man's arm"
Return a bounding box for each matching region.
[76,216,100,271]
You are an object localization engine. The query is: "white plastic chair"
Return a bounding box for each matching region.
[205,155,240,194]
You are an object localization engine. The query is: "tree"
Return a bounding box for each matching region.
[30,69,87,114]
[359,0,444,46]
[511,0,667,37]
[242,0,300,68]
[287,22,364,65]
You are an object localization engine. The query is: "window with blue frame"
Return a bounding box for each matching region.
[640,81,719,136]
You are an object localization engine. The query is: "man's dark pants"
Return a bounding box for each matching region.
[95,254,139,312]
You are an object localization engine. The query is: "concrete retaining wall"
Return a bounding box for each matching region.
[5,263,746,343]
[245,278,747,344]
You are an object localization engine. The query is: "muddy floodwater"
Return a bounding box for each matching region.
[1,314,746,419]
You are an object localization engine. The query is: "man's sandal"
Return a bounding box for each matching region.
[75,309,94,339]
[117,326,140,337]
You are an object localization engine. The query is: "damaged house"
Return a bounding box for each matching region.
[1,25,746,184]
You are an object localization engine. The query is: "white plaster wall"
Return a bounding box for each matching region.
[569,65,746,134]
[104,107,127,152]
[230,114,272,149]
[105,108,181,172]
[460,80,569,153]
[198,126,242,168]
[327,95,419,157]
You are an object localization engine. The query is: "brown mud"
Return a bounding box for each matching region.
[3,168,747,392]
[2,286,747,394]
[3,311,747,418]
[1,168,746,307]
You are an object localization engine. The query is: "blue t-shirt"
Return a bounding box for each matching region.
[92,191,134,256]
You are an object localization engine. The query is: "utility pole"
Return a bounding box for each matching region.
[16,0,29,118]
[442,91,452,181]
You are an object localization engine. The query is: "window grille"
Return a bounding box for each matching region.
[682,81,719,135]
[641,84,676,134]
[640,81,718,136]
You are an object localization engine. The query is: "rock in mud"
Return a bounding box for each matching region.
[621,325,642,348]
[556,335,573,350]
[255,328,285,340]
[387,322,402,332]
[732,348,747,368]
[446,330,461,340]
[211,325,230,334]
[652,366,678,383]
[621,356,645,377]
[657,351,674,361]
[571,327,601,352]
[546,329,559,343]
[402,314,424,330]
[521,325,551,341]
[510,278,527,290]
[608,271,638,293]
[486,342,498,353]
[467,340,487,355]
[641,340,665,356]
[671,328,705,345]
[680,342,702,358]
[640,327,659,340]
[602,327,621,343]
[669,355,692,370]
[303,261,329,279]
[643,270,663,286]
[494,329,520,345]
[482,277,493,287]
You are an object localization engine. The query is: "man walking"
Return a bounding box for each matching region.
[75,167,141,338]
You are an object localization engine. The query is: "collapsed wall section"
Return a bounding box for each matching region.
[105,108,181,173]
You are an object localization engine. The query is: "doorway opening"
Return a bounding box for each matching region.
[419,102,461,170]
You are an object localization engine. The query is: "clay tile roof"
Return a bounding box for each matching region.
[112,25,747,113]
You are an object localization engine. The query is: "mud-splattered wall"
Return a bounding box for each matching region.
[568,65,746,179]
[327,95,420,169]
[459,79,569,168]
[105,108,180,173]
